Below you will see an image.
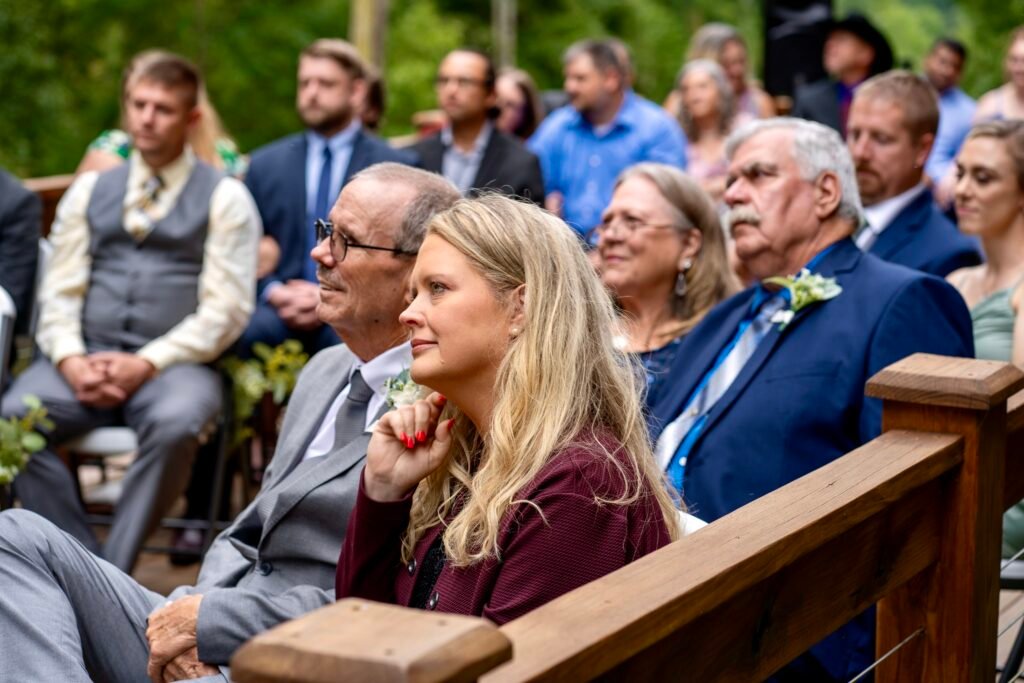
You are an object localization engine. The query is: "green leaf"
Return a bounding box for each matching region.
[20,432,46,453]
[21,394,41,410]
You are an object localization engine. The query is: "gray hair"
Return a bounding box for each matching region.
[562,38,630,82]
[350,163,462,252]
[725,117,863,225]
[687,22,745,62]
[676,59,736,139]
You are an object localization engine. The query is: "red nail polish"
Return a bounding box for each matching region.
[406,436,416,448]
[416,431,426,443]
[399,432,408,443]
[447,419,455,429]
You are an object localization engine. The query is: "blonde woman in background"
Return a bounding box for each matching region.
[336,194,678,622]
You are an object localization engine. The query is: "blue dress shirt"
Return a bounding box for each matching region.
[527,90,687,237]
[306,122,360,224]
[925,87,976,183]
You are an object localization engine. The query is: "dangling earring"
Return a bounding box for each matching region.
[675,259,693,298]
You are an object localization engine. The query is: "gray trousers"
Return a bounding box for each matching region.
[1,357,221,572]
[0,509,227,682]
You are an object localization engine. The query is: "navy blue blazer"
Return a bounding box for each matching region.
[648,238,972,680]
[869,188,982,277]
[245,130,418,289]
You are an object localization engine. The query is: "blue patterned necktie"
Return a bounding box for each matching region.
[307,145,333,281]
[657,293,789,487]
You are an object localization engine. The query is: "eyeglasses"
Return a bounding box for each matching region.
[593,215,683,237]
[314,219,416,262]
[434,75,487,89]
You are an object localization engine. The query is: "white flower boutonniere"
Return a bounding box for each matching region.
[383,369,429,408]
[763,269,843,330]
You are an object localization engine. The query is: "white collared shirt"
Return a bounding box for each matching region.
[302,342,413,461]
[856,183,928,251]
[38,148,262,370]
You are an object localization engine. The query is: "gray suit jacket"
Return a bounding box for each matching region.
[169,344,380,665]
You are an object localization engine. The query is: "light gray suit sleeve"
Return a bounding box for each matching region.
[195,584,336,663]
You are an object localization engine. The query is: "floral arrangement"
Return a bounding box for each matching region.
[222,340,310,445]
[0,395,52,485]
[763,269,843,329]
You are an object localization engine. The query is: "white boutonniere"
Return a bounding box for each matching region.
[763,269,842,330]
[383,369,429,408]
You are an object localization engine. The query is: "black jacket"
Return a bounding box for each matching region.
[0,168,40,334]
[411,128,544,203]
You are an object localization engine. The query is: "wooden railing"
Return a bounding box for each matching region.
[230,354,1024,682]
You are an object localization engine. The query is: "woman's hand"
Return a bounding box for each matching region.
[364,393,454,502]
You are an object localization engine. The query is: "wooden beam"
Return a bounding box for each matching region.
[867,354,1024,682]
[232,599,512,683]
[482,430,960,682]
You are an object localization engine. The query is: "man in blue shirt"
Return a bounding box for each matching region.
[528,39,686,238]
[923,38,976,208]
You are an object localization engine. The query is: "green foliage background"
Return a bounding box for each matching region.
[2,0,1023,178]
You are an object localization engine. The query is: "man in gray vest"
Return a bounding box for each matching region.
[0,163,461,682]
[0,52,261,573]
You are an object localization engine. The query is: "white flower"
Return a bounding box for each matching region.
[770,309,795,327]
[763,269,842,330]
[383,369,429,408]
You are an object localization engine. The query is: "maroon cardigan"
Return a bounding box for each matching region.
[335,433,671,624]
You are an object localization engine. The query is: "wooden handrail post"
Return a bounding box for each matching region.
[866,354,1024,682]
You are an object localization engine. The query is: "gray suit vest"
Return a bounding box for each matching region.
[81,160,223,352]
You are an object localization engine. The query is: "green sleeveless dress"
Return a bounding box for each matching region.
[971,286,1023,557]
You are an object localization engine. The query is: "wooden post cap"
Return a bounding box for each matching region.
[866,353,1024,410]
[231,599,512,683]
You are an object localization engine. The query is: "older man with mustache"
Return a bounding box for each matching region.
[649,117,973,681]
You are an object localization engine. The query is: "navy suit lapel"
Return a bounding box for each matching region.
[692,239,862,447]
[344,130,369,184]
[870,191,930,260]
[650,291,755,436]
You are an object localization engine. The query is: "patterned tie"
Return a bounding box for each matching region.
[307,145,334,281]
[332,370,374,451]
[656,293,789,474]
[127,174,164,241]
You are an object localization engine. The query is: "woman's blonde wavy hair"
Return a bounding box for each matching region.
[402,194,681,566]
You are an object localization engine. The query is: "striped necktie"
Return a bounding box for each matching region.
[656,293,789,478]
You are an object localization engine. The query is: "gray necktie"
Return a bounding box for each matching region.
[655,293,788,468]
[332,370,374,450]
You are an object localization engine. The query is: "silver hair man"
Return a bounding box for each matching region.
[726,117,863,226]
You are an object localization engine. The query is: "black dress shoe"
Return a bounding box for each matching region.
[169,528,204,566]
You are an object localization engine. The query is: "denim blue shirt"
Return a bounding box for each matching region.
[925,87,976,183]
[527,90,687,237]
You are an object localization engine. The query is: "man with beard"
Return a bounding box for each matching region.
[240,39,417,357]
[649,118,972,681]
[528,38,686,239]
[411,49,544,202]
[847,70,981,276]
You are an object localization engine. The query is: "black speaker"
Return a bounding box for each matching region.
[763,0,833,98]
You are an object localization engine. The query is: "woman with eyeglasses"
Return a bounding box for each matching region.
[595,163,738,407]
[335,194,679,623]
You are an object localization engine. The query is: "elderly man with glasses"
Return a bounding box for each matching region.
[0,163,460,683]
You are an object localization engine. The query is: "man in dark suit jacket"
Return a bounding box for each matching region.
[847,70,981,276]
[240,38,417,357]
[791,13,893,135]
[649,118,973,681]
[411,49,543,202]
[0,168,40,340]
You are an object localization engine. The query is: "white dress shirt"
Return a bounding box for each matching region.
[856,183,927,252]
[37,148,263,370]
[302,342,413,461]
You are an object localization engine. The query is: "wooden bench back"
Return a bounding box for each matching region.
[230,356,1024,683]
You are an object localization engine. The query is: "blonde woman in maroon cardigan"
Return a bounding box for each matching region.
[336,194,680,623]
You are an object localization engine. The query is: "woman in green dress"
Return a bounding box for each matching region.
[947,119,1024,557]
